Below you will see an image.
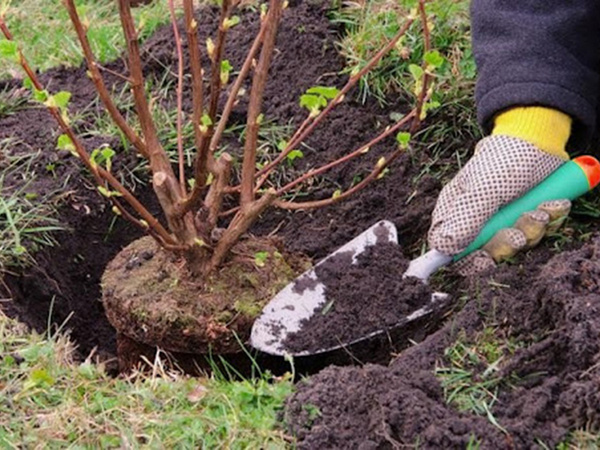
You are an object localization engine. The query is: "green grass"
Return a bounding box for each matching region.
[0,85,29,118]
[0,141,62,271]
[435,327,523,435]
[0,310,294,448]
[0,0,175,79]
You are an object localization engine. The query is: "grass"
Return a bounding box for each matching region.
[0,85,29,118]
[0,142,62,271]
[0,310,294,448]
[0,0,176,79]
[434,327,522,435]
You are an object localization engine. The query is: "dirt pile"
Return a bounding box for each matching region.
[285,236,600,448]
[283,242,435,354]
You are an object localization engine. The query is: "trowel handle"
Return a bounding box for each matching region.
[455,155,600,260]
[405,156,600,282]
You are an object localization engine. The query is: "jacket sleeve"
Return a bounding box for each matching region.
[471,0,600,149]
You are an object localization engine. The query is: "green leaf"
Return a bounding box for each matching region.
[56,134,77,157]
[254,251,269,267]
[0,40,18,61]
[32,89,49,103]
[396,132,411,149]
[22,77,34,91]
[286,149,304,163]
[306,86,340,100]
[53,91,72,109]
[424,50,444,68]
[97,186,111,198]
[408,64,424,81]
[299,93,326,115]
[201,113,213,127]
[224,15,240,29]
[221,59,233,72]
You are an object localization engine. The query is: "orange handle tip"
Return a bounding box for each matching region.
[573,155,600,190]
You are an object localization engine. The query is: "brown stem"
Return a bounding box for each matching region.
[239,0,284,206]
[63,0,148,158]
[277,110,416,195]
[276,88,432,210]
[117,1,179,191]
[183,0,209,186]
[168,0,187,194]
[410,0,431,134]
[209,18,268,153]
[253,16,415,184]
[207,0,233,122]
[274,147,405,210]
[208,190,277,272]
[117,0,197,244]
[205,153,233,229]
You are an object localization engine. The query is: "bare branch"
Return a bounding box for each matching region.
[206,0,233,122]
[273,148,405,211]
[183,0,210,184]
[410,0,431,134]
[275,110,416,195]
[208,190,277,272]
[64,0,148,158]
[253,15,415,185]
[239,0,284,206]
[209,17,268,153]
[205,153,233,229]
[116,1,179,192]
[168,0,187,194]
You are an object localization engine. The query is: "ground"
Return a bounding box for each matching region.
[1,0,600,448]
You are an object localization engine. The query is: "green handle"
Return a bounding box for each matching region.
[455,157,599,261]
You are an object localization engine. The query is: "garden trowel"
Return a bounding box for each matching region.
[250,156,600,357]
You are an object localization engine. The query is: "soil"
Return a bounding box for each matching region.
[0,0,441,361]
[285,239,600,448]
[283,242,437,353]
[102,235,310,354]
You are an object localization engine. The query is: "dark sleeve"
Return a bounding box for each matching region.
[471,0,600,148]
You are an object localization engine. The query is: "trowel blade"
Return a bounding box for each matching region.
[250,220,398,356]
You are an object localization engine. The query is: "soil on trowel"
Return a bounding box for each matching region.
[285,236,600,448]
[283,241,436,354]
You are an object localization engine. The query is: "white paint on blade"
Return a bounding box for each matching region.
[250,220,398,356]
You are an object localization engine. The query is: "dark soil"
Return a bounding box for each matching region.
[0,0,441,360]
[285,238,600,448]
[283,242,436,353]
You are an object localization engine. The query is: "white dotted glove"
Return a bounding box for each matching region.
[428,135,570,275]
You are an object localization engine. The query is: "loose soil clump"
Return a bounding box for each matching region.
[285,236,600,448]
[283,242,436,353]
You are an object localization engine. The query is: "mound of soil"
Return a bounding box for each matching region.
[1,0,443,360]
[283,242,437,354]
[285,237,600,448]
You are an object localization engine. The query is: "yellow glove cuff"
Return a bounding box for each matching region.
[492,106,571,160]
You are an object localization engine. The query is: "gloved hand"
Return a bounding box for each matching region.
[428,106,573,275]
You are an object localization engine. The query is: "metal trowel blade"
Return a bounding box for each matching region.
[250,220,399,356]
[251,220,453,359]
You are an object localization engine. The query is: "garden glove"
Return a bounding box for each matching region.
[428,106,572,275]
